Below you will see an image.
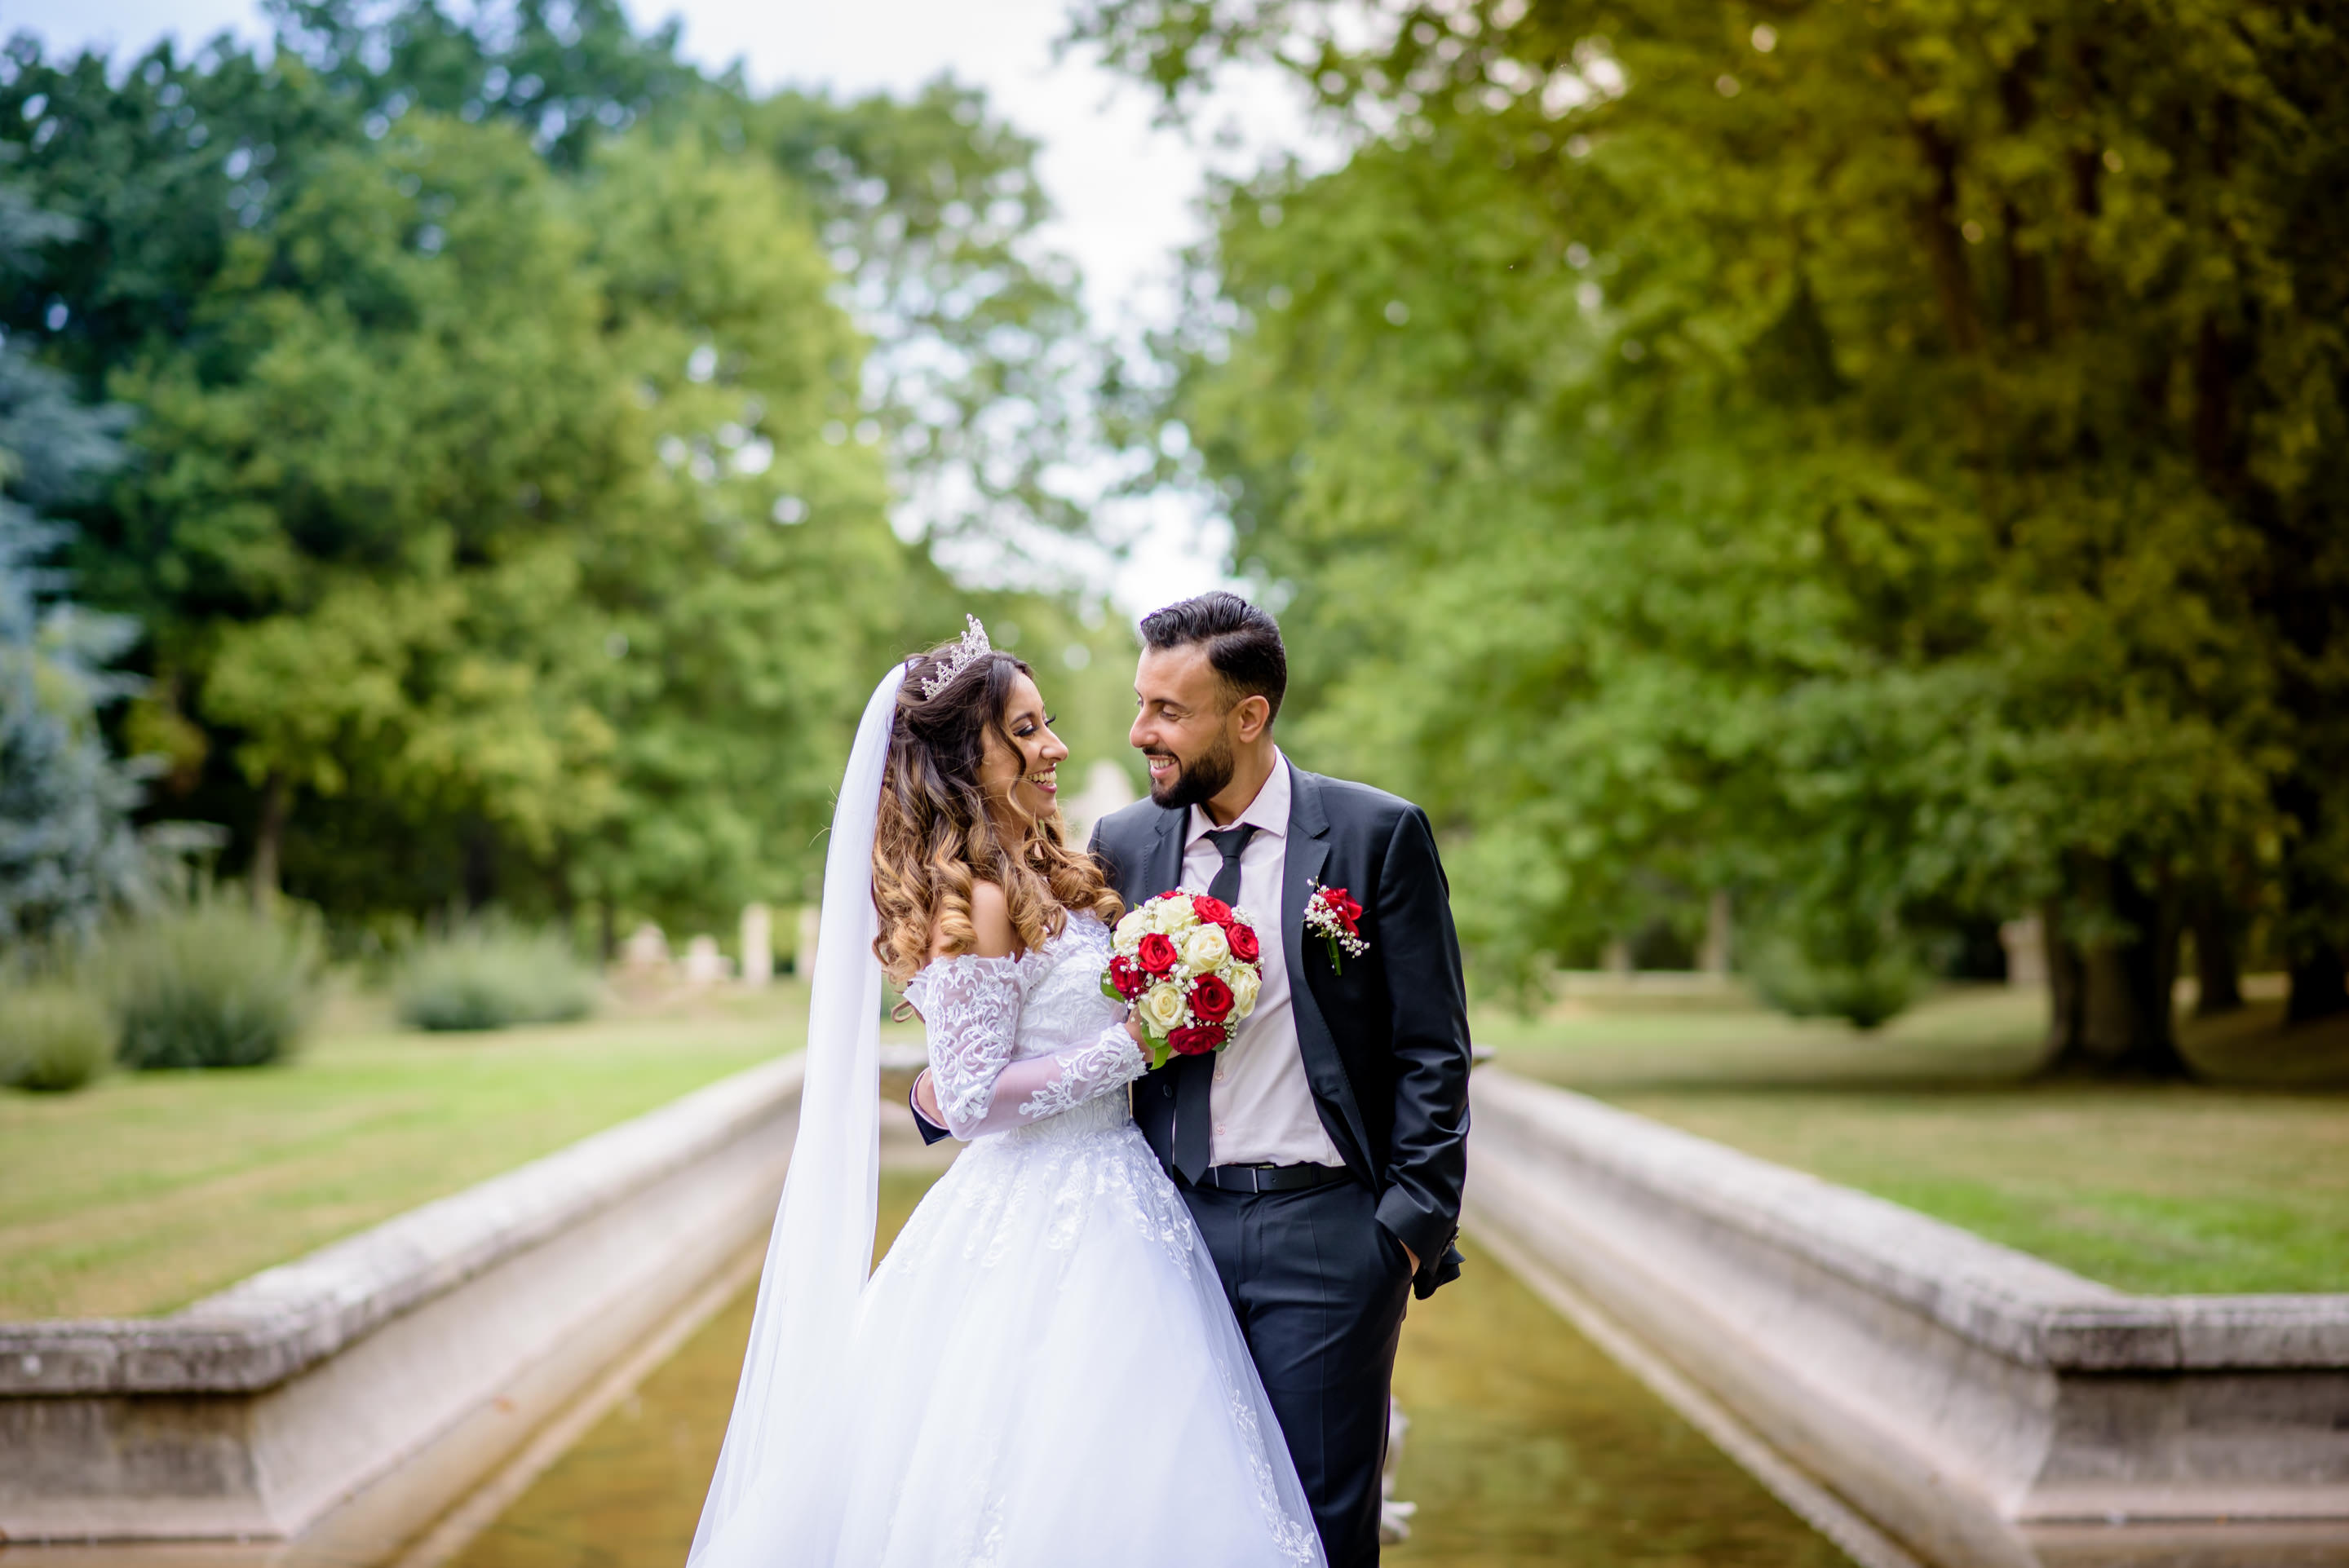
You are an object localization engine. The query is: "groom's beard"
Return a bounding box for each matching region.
[1147,732,1236,812]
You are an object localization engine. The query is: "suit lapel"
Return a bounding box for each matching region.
[1282,764,1374,1181]
[1144,802,1186,902]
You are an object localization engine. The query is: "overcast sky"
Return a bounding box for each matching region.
[5,0,1321,612]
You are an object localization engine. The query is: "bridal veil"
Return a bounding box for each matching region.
[688,665,904,1563]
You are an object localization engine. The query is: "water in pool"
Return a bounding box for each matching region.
[447,1169,1846,1568]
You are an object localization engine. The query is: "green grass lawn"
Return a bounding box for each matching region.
[0,980,835,1322]
[1487,980,2349,1296]
[11,962,2344,1322]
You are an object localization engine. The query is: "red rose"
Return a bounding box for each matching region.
[1227,922,1260,963]
[1190,973,1236,1023]
[1137,932,1179,975]
[1108,955,1147,999]
[1325,889,1364,932]
[1191,894,1233,926]
[1167,1024,1223,1057]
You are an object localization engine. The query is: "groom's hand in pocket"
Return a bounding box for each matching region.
[1383,1223,1418,1278]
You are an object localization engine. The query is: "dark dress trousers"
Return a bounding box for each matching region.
[907,762,1472,1567]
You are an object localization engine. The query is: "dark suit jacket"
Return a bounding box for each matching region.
[1089,760,1471,1299]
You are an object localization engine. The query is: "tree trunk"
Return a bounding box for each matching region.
[462,820,498,912]
[2188,880,2245,1017]
[2040,859,2192,1077]
[1911,122,1982,354]
[551,848,577,931]
[2279,780,2349,1024]
[2289,945,2349,1025]
[2042,898,2081,1051]
[599,898,618,965]
[250,771,290,910]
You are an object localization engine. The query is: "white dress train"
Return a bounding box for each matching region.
[689,911,1325,1568]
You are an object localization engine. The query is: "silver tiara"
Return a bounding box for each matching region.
[916,615,992,699]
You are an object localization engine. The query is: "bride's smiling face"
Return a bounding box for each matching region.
[976,670,1068,831]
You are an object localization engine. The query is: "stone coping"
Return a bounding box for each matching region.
[0,1053,812,1398]
[1479,1071,2349,1372]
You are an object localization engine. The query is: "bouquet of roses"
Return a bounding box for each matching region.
[1100,891,1265,1070]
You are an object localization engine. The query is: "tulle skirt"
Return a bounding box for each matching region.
[692,1094,1326,1568]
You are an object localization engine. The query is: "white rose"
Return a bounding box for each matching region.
[1150,896,1201,935]
[1180,922,1231,972]
[1227,964,1261,1019]
[1139,982,1187,1032]
[1113,908,1152,949]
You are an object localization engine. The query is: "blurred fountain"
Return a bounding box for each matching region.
[618,922,671,978]
[679,935,731,986]
[739,903,773,987]
[796,904,822,975]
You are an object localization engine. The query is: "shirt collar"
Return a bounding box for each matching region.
[1186,749,1290,849]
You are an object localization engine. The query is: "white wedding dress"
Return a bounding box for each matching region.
[689,908,1325,1568]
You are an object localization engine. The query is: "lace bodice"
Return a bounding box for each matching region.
[902,912,1144,1140]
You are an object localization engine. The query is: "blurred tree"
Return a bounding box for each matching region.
[1077,0,2348,1064]
[0,7,1099,939]
[265,0,1094,557]
[0,174,146,945]
[131,118,900,930]
[123,117,635,907]
[746,82,1093,557]
[560,130,905,937]
[268,0,703,169]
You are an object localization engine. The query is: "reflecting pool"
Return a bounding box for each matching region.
[449,1168,1842,1568]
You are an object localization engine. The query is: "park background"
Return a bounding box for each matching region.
[2,0,2345,1563]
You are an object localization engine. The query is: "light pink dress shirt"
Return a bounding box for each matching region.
[1181,752,1346,1168]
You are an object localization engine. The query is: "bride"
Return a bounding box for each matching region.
[686,620,1325,1568]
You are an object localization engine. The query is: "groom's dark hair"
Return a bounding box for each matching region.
[1139,592,1288,722]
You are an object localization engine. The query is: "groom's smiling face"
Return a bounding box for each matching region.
[1131,643,1245,811]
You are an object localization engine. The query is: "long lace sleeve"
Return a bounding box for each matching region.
[904,956,1026,1139]
[950,1020,1145,1137]
[903,955,1146,1139]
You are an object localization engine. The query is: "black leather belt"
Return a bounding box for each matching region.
[1191,1162,1353,1194]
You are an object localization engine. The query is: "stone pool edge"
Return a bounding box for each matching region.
[1462,1067,2349,1568]
[0,1052,807,1548]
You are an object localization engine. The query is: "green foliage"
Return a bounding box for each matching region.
[0,7,1093,943]
[268,0,707,170]
[1745,924,1926,1033]
[745,80,1092,549]
[2,42,905,934]
[100,890,321,1069]
[0,175,148,946]
[0,981,113,1091]
[394,917,598,1031]
[1080,0,2349,1043]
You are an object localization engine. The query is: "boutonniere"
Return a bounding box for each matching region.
[1304,880,1368,973]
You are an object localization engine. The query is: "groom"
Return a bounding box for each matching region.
[922,592,1471,1566]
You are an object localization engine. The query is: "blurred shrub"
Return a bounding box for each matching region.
[1748,915,1926,1032]
[102,890,322,1070]
[0,982,114,1091]
[394,920,598,1031]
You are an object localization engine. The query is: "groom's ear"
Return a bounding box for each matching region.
[1231,691,1272,744]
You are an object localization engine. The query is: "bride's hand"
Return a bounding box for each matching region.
[1125,1009,1148,1049]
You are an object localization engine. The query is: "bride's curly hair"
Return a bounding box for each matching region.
[871,638,1124,987]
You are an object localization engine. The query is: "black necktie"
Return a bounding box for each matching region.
[1174,824,1257,1182]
